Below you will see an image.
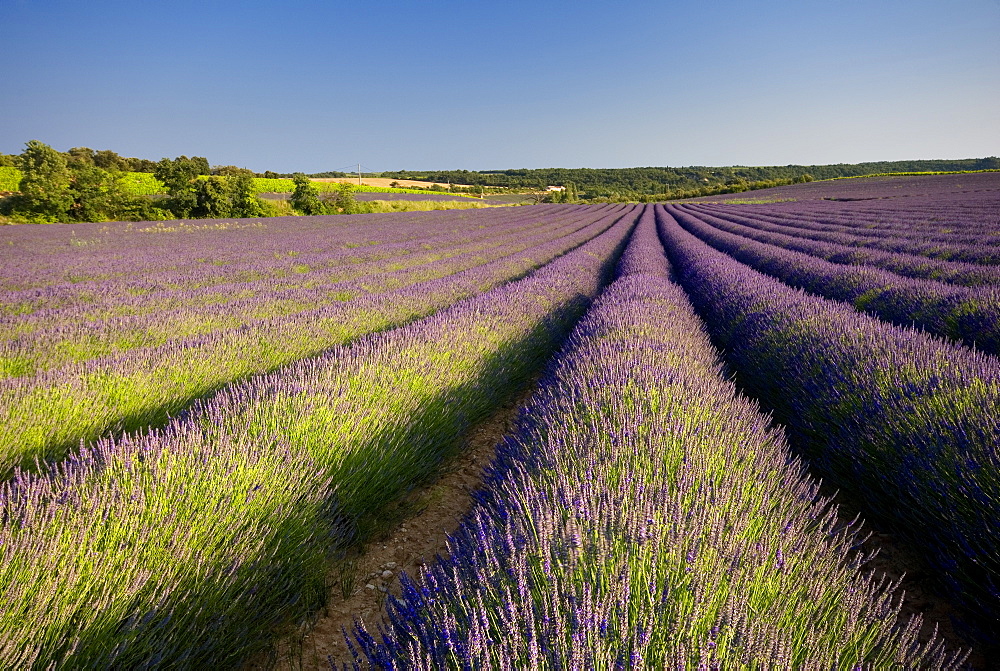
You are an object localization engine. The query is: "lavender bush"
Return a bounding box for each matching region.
[691,194,1000,264]
[691,171,1000,210]
[658,205,1000,644]
[667,204,1000,358]
[0,207,602,375]
[0,206,624,475]
[682,203,1000,286]
[345,209,964,669]
[0,207,639,667]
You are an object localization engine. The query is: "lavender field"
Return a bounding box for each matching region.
[1,175,998,668]
[259,192,479,203]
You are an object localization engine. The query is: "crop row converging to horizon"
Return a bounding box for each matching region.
[1,172,998,668]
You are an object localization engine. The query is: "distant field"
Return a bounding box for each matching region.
[0,166,24,192]
[682,170,1000,203]
[311,177,474,189]
[483,193,545,205]
[352,192,480,202]
[250,177,476,197]
[261,191,482,202]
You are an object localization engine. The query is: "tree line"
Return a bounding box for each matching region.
[0,141,370,224]
[2,139,997,222]
[0,141,283,223]
[0,146,288,179]
[0,146,162,174]
[378,157,1000,199]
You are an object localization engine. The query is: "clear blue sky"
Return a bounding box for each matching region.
[3,0,998,173]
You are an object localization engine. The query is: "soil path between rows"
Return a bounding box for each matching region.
[246,383,537,670]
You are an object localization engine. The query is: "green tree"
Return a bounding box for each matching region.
[230,172,267,218]
[188,156,211,175]
[67,147,96,166]
[332,182,356,213]
[14,140,73,222]
[126,158,158,173]
[213,165,255,177]
[290,173,324,215]
[154,156,203,190]
[564,181,578,203]
[67,164,123,222]
[192,176,235,218]
[93,149,128,171]
[155,156,202,217]
[116,197,175,222]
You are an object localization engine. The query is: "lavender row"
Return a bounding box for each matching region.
[0,213,561,358]
[692,171,1000,205]
[746,198,1000,239]
[346,210,962,668]
[0,204,565,300]
[690,173,1000,237]
[0,207,639,668]
[0,204,574,322]
[657,205,1000,643]
[1,207,604,374]
[712,199,1000,241]
[668,204,1000,358]
[683,204,1000,287]
[689,199,1000,264]
[0,207,628,477]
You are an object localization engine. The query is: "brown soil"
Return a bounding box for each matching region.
[310,178,474,189]
[245,385,535,670]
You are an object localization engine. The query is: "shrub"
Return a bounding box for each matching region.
[289,173,325,215]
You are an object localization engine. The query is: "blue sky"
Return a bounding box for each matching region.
[3,0,998,172]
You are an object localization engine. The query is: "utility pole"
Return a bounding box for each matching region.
[358,164,362,187]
